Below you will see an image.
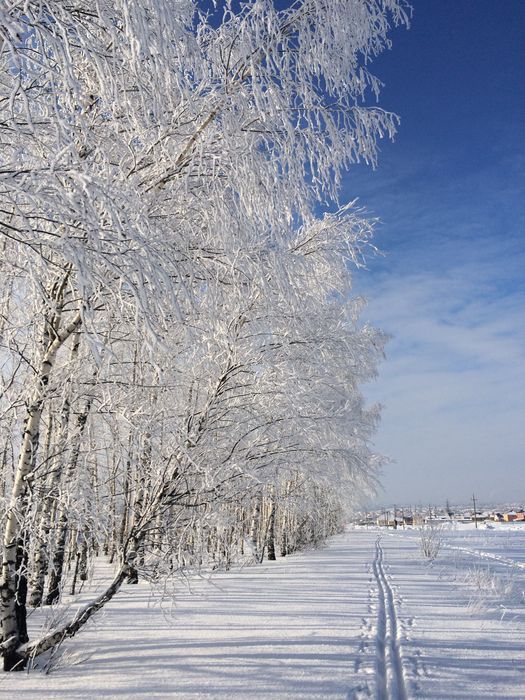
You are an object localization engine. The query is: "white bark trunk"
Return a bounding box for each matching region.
[1,310,81,669]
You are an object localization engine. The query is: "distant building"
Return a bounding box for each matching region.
[503,510,525,522]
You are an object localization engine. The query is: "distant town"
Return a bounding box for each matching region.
[354,501,525,528]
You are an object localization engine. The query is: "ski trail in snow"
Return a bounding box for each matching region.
[442,542,525,570]
[372,537,408,700]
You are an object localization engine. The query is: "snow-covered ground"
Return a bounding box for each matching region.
[2,526,524,698]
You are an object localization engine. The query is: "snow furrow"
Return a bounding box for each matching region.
[442,542,525,569]
[372,537,408,700]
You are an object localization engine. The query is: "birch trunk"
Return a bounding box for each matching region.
[30,329,79,607]
[118,445,133,551]
[249,492,262,562]
[0,416,14,501]
[17,561,134,663]
[45,395,93,606]
[28,413,56,608]
[1,298,81,670]
[126,429,152,584]
[266,490,276,561]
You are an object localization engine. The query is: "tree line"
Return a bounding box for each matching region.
[0,0,408,671]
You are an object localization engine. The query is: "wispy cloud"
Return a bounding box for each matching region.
[340,0,525,506]
[350,152,525,505]
[360,256,525,504]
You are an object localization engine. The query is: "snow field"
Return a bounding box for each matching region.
[1,528,523,699]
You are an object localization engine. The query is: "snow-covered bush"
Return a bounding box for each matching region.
[464,564,516,600]
[419,523,443,560]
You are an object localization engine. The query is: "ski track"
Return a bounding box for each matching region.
[442,542,525,570]
[372,537,408,700]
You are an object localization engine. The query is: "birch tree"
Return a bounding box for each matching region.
[1,0,407,670]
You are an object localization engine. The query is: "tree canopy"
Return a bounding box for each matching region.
[0,0,408,671]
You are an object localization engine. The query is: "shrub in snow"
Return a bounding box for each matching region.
[419,524,443,560]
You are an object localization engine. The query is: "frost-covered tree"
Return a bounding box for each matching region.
[1,0,408,670]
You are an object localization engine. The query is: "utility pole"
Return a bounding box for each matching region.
[472,493,478,529]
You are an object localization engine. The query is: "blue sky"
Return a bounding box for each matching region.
[346,0,525,506]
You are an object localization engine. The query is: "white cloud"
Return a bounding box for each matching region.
[356,249,525,505]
